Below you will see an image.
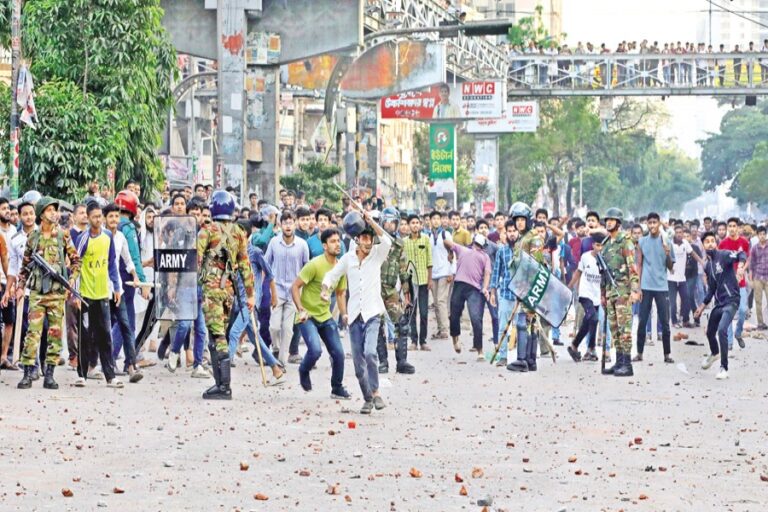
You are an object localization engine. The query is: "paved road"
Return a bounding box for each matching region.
[1,316,767,511]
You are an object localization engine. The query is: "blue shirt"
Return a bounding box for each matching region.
[307,233,347,259]
[490,243,516,301]
[248,244,273,305]
[638,234,674,292]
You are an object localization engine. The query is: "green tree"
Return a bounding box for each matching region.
[0,80,125,199]
[731,141,768,207]
[698,104,768,191]
[280,159,343,211]
[0,0,176,201]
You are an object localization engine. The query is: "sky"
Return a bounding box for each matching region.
[561,0,728,158]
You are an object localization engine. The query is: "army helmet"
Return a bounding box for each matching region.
[508,201,532,221]
[35,196,59,225]
[210,190,236,221]
[604,207,624,224]
[380,206,400,225]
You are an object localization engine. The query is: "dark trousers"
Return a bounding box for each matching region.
[707,302,738,371]
[66,299,79,359]
[572,297,598,349]
[637,290,671,355]
[78,299,116,381]
[668,280,689,325]
[258,286,273,347]
[449,281,484,351]
[686,275,700,321]
[409,284,429,346]
[485,298,499,344]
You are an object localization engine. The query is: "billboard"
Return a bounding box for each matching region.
[340,41,445,99]
[429,124,455,180]
[467,101,540,134]
[249,0,363,64]
[380,81,505,120]
[284,54,339,90]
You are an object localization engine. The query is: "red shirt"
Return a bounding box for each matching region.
[718,236,750,287]
[569,236,583,263]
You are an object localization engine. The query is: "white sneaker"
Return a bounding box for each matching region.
[191,366,211,379]
[74,377,86,387]
[167,352,180,373]
[107,379,124,388]
[715,368,729,380]
[702,354,718,370]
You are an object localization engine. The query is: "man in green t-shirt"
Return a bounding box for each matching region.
[291,228,351,400]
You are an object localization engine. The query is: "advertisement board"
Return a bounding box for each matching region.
[340,41,445,99]
[467,101,540,134]
[380,81,505,120]
[429,124,455,180]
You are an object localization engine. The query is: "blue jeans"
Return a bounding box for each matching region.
[349,315,381,402]
[111,287,136,368]
[486,298,499,344]
[228,303,256,358]
[110,290,136,369]
[299,317,345,392]
[172,287,206,366]
[727,287,749,346]
[497,296,517,360]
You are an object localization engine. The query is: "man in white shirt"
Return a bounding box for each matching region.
[0,197,18,368]
[667,224,700,328]
[567,233,606,362]
[322,211,391,415]
[428,211,453,339]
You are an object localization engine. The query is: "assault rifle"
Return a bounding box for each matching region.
[30,253,88,310]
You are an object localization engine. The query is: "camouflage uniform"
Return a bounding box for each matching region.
[601,231,639,354]
[17,228,80,366]
[509,229,547,370]
[377,236,414,372]
[197,221,255,353]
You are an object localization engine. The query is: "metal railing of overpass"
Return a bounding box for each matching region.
[507,53,768,96]
[364,0,507,80]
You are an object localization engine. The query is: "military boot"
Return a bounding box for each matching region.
[526,332,538,371]
[614,352,634,377]
[602,351,619,375]
[202,346,222,398]
[203,351,232,400]
[17,365,34,389]
[394,337,415,374]
[43,364,59,390]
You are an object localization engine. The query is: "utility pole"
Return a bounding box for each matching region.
[9,0,22,199]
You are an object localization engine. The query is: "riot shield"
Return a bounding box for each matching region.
[154,215,199,321]
[507,250,573,328]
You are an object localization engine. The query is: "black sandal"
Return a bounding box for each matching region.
[567,345,581,362]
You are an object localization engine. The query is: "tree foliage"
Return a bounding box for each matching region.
[0,80,125,199]
[0,0,176,202]
[698,104,768,192]
[497,98,702,217]
[279,159,343,211]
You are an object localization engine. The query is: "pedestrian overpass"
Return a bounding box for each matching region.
[507,53,768,97]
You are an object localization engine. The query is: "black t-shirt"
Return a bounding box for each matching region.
[685,244,702,279]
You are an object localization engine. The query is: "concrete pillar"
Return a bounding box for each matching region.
[216,0,247,199]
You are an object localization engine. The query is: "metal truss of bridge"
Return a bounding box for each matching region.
[507,53,768,97]
[365,0,507,81]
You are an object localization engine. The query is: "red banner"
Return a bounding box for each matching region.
[380,88,441,120]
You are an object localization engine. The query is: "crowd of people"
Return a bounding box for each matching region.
[0,182,766,411]
[507,39,768,88]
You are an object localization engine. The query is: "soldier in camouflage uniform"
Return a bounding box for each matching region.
[507,202,543,373]
[198,191,255,400]
[600,207,640,377]
[377,208,415,375]
[16,197,80,390]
